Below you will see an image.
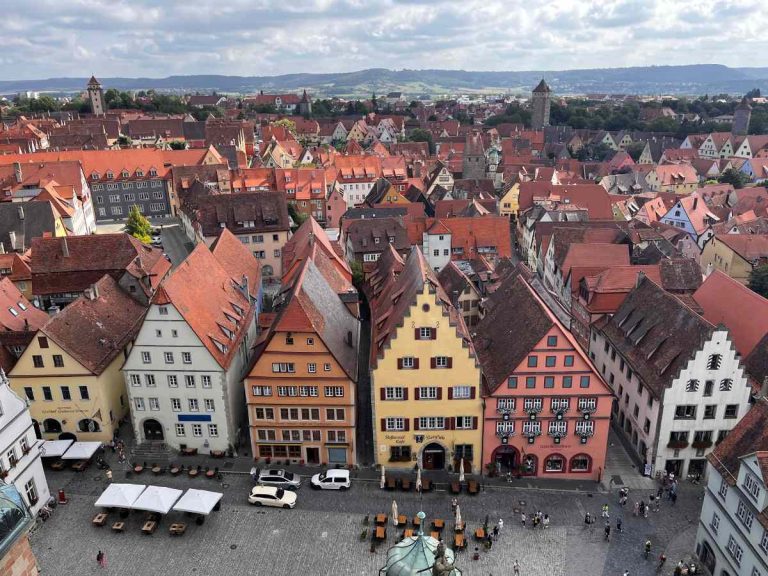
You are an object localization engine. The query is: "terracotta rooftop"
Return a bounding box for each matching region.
[0,277,47,332]
[715,234,768,263]
[210,228,262,302]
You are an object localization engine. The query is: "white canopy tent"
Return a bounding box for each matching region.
[60,441,102,460]
[40,439,74,458]
[94,484,146,509]
[172,489,223,516]
[130,486,183,515]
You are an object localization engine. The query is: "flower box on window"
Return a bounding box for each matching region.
[692,440,713,449]
[667,440,689,449]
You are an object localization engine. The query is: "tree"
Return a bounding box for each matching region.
[287,203,308,230]
[746,88,762,99]
[350,259,364,287]
[749,265,768,299]
[272,118,297,136]
[125,205,152,244]
[168,141,186,150]
[719,167,748,189]
[409,128,434,154]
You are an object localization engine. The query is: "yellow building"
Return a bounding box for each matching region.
[700,234,768,284]
[9,275,146,442]
[499,182,520,218]
[367,245,482,473]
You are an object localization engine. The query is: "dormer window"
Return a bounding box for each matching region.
[149,168,157,177]
[91,172,100,180]
[374,237,380,245]
[17,301,26,311]
[136,170,144,177]
[121,170,129,178]
[285,175,292,183]
[8,307,18,317]
[106,171,114,180]
[231,303,243,316]
[388,236,395,243]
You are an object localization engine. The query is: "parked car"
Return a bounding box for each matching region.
[247,486,297,509]
[310,469,351,490]
[253,468,301,490]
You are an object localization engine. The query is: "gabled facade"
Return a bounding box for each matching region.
[369,247,482,473]
[660,193,719,249]
[122,244,257,453]
[590,276,752,479]
[475,274,611,480]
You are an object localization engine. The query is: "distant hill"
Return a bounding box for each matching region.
[2,65,767,97]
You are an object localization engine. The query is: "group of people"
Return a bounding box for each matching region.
[520,510,550,529]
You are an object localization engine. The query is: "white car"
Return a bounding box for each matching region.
[248,486,297,509]
[310,469,351,490]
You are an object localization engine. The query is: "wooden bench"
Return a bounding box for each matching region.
[169,523,186,536]
[454,533,466,550]
[400,478,411,491]
[111,521,125,533]
[386,477,396,490]
[433,519,445,531]
[450,481,461,494]
[474,528,485,540]
[50,460,64,471]
[467,480,479,495]
[375,526,386,540]
[412,515,421,528]
[396,514,407,526]
[92,513,108,527]
[422,478,433,491]
[403,528,414,538]
[71,460,88,472]
[142,521,157,535]
[375,514,387,525]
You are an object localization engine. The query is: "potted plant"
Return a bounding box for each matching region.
[667,440,689,450]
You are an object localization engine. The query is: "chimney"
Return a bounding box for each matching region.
[13,162,22,184]
[693,197,698,210]
[17,205,24,221]
[62,237,69,257]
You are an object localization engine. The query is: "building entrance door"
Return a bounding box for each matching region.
[422,443,445,470]
[143,419,164,441]
[306,447,320,465]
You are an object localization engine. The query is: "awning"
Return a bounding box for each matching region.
[40,439,74,458]
[130,486,183,515]
[172,489,223,516]
[95,484,146,509]
[60,441,102,460]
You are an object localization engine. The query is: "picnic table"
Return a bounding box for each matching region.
[375,514,387,525]
[422,478,433,491]
[467,479,479,495]
[396,514,407,526]
[474,528,485,540]
[433,519,445,530]
[401,478,411,491]
[386,477,396,490]
[412,515,421,527]
[142,521,157,535]
[375,526,386,540]
[169,465,181,476]
[450,481,461,494]
[133,464,144,474]
[169,523,187,536]
[50,460,65,471]
[92,513,108,527]
[111,521,125,533]
[454,533,465,550]
[71,460,88,472]
[152,465,162,475]
[403,528,414,538]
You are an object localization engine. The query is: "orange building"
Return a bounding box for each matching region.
[475,273,612,480]
[245,218,360,465]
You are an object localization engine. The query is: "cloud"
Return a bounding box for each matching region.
[4,0,768,79]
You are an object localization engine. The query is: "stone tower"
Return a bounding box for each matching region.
[298,90,312,117]
[87,76,107,116]
[462,130,486,180]
[733,96,752,136]
[531,79,552,130]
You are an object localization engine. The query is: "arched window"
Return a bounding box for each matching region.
[719,379,733,392]
[570,454,592,473]
[544,454,565,473]
[43,418,62,433]
[77,418,101,433]
[686,379,699,392]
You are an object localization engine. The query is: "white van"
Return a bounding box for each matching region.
[310,469,351,490]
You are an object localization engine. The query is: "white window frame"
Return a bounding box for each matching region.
[167,375,178,388]
[737,500,754,531]
[171,398,181,412]
[188,398,199,412]
[385,387,405,400]
[149,397,160,411]
[130,374,141,387]
[201,375,212,388]
[205,399,215,412]
[192,424,203,437]
[726,535,743,566]
[134,398,145,411]
[208,424,218,437]
[164,352,174,364]
[548,420,567,434]
[386,417,404,431]
[182,352,192,364]
[401,357,415,369]
[141,351,151,364]
[418,387,438,400]
[418,417,445,430]
[435,356,449,368]
[452,386,471,399]
[455,416,473,429]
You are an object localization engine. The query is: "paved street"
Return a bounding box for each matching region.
[30,456,703,576]
[157,222,194,268]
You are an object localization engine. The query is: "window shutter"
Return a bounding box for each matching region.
[472,416,478,429]
[447,417,454,430]
[437,388,443,400]
[447,387,454,400]
[403,388,409,401]
[413,358,420,369]
[415,328,421,340]
[380,418,386,431]
[397,358,403,369]
[415,388,421,400]
[380,388,386,401]
[430,328,437,340]
[470,387,476,399]
[404,419,410,431]
[430,357,436,369]
[414,418,420,430]
[447,357,453,368]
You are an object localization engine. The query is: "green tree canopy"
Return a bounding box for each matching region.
[718,167,747,189]
[125,205,152,244]
[748,264,768,299]
[408,128,434,154]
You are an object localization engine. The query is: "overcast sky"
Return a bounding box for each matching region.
[3,0,767,79]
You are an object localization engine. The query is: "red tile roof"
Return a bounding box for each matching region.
[41,275,147,374]
[694,270,768,357]
[155,243,254,369]
[427,216,512,260]
[715,234,768,263]
[518,183,614,220]
[210,228,262,301]
[0,277,47,332]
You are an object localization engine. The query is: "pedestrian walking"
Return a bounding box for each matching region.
[96,551,103,568]
[584,512,591,529]
[105,469,113,482]
[451,497,458,513]
[633,501,639,517]
[521,512,526,528]
[492,525,499,539]
[543,514,549,529]
[671,491,678,505]
[513,560,520,576]
[639,500,646,518]
[604,521,611,541]
[532,514,539,529]
[616,517,622,533]
[498,518,503,532]
[601,504,609,518]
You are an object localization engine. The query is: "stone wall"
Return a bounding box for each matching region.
[1,533,39,576]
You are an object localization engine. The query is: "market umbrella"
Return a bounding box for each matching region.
[458,458,465,483]
[391,500,398,526]
[415,466,422,492]
[94,484,146,509]
[455,504,462,529]
[380,466,386,490]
